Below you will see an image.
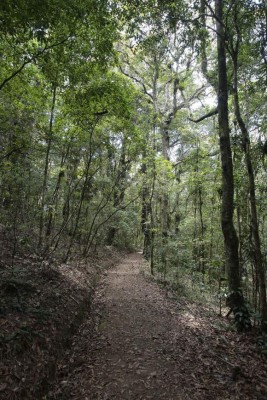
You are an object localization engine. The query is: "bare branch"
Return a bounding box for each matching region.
[119,66,154,103]
[189,107,218,123]
[176,85,207,113]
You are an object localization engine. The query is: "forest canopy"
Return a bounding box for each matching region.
[0,0,267,330]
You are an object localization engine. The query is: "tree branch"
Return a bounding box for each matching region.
[0,37,70,91]
[0,146,25,160]
[188,107,218,123]
[119,66,154,103]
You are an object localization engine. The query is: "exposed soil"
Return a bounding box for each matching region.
[48,252,267,400]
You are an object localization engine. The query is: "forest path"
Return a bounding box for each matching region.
[51,252,266,400]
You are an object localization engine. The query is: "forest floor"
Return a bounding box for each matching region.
[48,252,267,400]
[0,235,122,400]
[1,248,267,399]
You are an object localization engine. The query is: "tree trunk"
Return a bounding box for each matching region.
[215,0,250,330]
[106,139,128,245]
[232,55,267,328]
[141,161,152,260]
[38,84,57,251]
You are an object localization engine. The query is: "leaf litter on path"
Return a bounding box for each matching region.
[49,253,267,400]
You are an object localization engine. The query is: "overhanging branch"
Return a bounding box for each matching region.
[0,37,70,91]
[189,107,218,123]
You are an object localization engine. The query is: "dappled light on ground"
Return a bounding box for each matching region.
[50,253,267,400]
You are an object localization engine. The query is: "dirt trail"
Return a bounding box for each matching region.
[51,252,267,400]
[88,252,180,399]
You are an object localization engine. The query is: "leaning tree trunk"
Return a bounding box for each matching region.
[215,0,251,330]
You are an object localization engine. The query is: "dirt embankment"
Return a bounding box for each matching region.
[0,245,122,400]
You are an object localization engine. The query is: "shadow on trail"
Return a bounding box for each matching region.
[50,252,267,400]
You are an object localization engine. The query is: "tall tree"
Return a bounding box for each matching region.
[226,0,267,328]
[215,0,250,330]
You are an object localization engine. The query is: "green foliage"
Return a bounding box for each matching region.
[233,306,252,332]
[0,0,266,334]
